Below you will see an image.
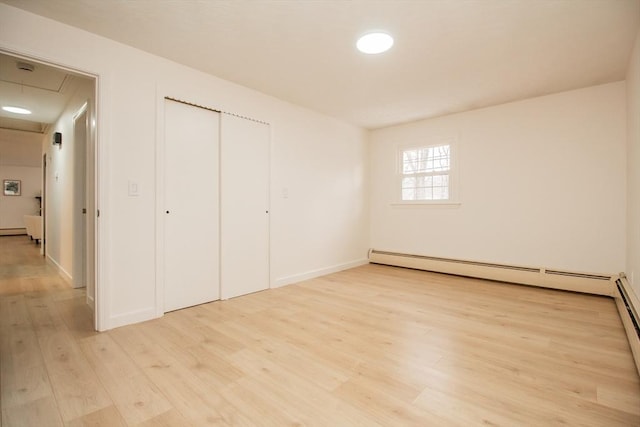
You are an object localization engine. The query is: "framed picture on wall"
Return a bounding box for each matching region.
[3,179,21,196]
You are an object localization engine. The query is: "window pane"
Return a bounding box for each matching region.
[401,172,450,201]
[425,159,433,171]
[402,145,450,174]
[402,150,415,174]
[403,149,429,174]
[432,186,449,200]
[401,144,451,201]
[402,188,416,200]
[402,177,416,188]
[416,186,430,200]
[416,175,432,187]
[430,145,450,171]
[432,175,448,186]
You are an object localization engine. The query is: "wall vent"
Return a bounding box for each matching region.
[545,270,612,281]
[16,61,35,72]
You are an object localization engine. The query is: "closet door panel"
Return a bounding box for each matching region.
[164,100,220,312]
[220,114,269,299]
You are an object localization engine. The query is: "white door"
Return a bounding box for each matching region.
[72,101,97,313]
[72,105,87,289]
[164,99,220,312]
[85,103,96,311]
[220,114,270,299]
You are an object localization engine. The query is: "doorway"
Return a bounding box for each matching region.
[0,50,99,329]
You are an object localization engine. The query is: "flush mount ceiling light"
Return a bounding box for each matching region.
[2,106,32,115]
[357,32,394,54]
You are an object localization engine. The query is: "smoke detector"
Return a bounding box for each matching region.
[16,61,35,72]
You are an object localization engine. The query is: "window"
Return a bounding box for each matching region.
[400,144,453,202]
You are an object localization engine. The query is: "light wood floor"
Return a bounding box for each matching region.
[1,235,640,426]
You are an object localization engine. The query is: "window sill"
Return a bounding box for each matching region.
[391,201,461,207]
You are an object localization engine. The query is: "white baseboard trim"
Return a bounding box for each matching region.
[273,258,369,288]
[46,254,72,285]
[87,294,95,311]
[615,275,640,376]
[0,228,27,236]
[108,307,158,330]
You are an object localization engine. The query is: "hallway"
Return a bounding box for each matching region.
[0,234,96,425]
[0,235,71,296]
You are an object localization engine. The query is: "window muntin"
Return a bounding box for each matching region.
[400,144,451,201]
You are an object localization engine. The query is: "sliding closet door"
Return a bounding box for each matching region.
[220,114,270,299]
[163,99,220,312]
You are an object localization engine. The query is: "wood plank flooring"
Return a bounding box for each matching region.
[1,234,639,426]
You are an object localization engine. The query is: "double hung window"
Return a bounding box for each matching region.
[400,144,452,202]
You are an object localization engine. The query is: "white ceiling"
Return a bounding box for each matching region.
[0,53,87,133]
[1,0,639,129]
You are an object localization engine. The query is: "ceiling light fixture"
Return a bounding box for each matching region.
[357,32,394,54]
[2,106,32,115]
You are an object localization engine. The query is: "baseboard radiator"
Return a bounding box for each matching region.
[615,275,640,375]
[368,249,616,296]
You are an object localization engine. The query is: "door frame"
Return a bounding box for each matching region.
[155,93,168,317]
[41,153,46,256]
[0,48,104,331]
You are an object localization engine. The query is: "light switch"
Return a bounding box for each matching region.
[282,187,289,199]
[128,180,139,196]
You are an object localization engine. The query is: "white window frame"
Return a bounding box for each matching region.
[395,139,460,205]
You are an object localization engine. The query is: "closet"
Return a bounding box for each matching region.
[162,99,269,312]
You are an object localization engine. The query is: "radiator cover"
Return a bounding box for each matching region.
[368,249,616,296]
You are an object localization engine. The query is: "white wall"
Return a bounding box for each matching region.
[627,28,640,299]
[0,128,42,165]
[0,4,369,329]
[0,166,41,228]
[0,129,42,229]
[43,77,94,281]
[370,82,626,275]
